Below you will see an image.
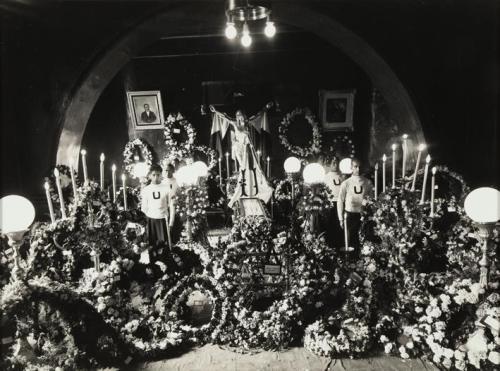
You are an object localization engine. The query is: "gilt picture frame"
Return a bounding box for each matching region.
[319,89,356,131]
[126,90,165,130]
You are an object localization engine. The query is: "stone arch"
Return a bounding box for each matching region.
[57,2,424,167]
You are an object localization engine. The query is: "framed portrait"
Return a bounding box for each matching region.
[126,90,165,130]
[319,89,356,131]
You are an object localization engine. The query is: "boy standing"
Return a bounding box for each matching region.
[337,158,373,256]
[323,156,345,248]
[141,164,175,256]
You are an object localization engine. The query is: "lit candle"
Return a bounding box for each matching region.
[402,134,408,179]
[391,144,397,188]
[111,164,117,203]
[267,156,271,178]
[44,182,55,223]
[99,153,105,189]
[411,144,425,191]
[420,155,431,204]
[121,174,128,210]
[430,167,437,216]
[53,168,67,218]
[225,152,230,179]
[234,158,238,173]
[218,158,223,188]
[382,154,387,192]
[374,163,378,200]
[69,164,78,201]
[81,149,88,184]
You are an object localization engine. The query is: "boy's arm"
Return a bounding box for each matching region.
[337,181,347,226]
[168,194,175,227]
[140,188,148,214]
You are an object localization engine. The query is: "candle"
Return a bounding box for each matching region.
[257,150,261,164]
[402,134,408,179]
[234,159,238,173]
[111,164,117,203]
[411,144,425,191]
[374,163,378,200]
[225,152,230,179]
[391,144,397,188]
[81,149,88,184]
[382,154,387,192]
[420,155,431,204]
[430,167,437,216]
[69,164,78,201]
[218,158,223,188]
[53,168,67,218]
[44,182,56,223]
[121,174,128,210]
[99,153,105,189]
[266,156,271,178]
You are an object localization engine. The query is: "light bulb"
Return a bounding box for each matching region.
[241,22,252,47]
[0,195,36,233]
[264,21,276,38]
[303,163,325,184]
[225,22,237,39]
[284,157,301,174]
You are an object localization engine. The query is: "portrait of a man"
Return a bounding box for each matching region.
[140,103,157,123]
[126,90,165,130]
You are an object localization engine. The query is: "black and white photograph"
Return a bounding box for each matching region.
[1,1,499,370]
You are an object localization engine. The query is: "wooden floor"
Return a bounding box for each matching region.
[126,345,438,371]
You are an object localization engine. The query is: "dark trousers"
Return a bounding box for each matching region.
[321,202,344,249]
[345,211,361,254]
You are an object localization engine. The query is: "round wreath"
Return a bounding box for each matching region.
[163,113,197,163]
[279,108,322,158]
[327,135,356,160]
[123,138,154,178]
[160,274,229,343]
[274,179,303,202]
[297,183,335,215]
[192,145,218,171]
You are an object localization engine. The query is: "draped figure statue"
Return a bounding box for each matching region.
[210,106,273,208]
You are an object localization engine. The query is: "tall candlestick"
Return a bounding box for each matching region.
[430,167,437,216]
[266,156,271,178]
[374,163,378,200]
[402,134,408,179]
[100,153,105,189]
[382,154,387,192]
[121,174,128,210]
[81,149,88,184]
[225,152,230,179]
[53,168,67,218]
[411,144,425,191]
[218,158,223,188]
[44,182,56,223]
[420,155,431,204]
[69,164,78,201]
[111,164,117,203]
[391,144,397,188]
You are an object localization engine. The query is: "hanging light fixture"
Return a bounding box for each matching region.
[224,0,276,44]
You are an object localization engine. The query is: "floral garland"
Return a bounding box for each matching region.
[193,145,218,171]
[273,179,303,202]
[123,138,154,177]
[160,274,230,343]
[278,107,322,158]
[163,112,197,163]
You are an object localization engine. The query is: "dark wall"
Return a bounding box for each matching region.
[1,1,498,212]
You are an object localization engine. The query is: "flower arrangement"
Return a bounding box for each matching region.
[327,135,356,159]
[193,145,218,171]
[173,184,210,238]
[123,138,154,178]
[297,183,335,216]
[163,112,197,163]
[273,178,303,202]
[278,107,322,158]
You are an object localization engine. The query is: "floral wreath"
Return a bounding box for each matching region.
[160,274,230,343]
[173,184,210,238]
[278,108,322,158]
[273,179,302,202]
[163,112,197,163]
[297,183,335,215]
[328,135,356,159]
[123,138,154,178]
[193,145,218,171]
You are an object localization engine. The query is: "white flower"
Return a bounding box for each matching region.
[380,335,389,343]
[406,341,414,349]
[454,350,466,360]
[432,354,441,364]
[488,351,500,365]
[443,348,454,359]
[384,343,393,353]
[455,360,466,370]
